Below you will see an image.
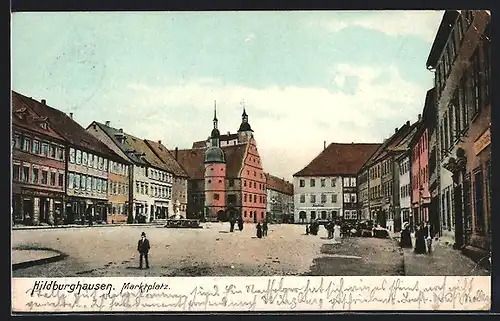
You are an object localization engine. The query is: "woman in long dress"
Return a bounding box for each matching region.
[400,222,412,248]
[414,223,427,254]
[333,222,341,243]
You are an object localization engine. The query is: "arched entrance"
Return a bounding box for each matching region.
[217,210,228,222]
[299,211,306,223]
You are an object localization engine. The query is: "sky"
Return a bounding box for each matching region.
[11,11,444,181]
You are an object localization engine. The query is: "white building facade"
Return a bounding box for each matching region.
[293,176,343,223]
[148,167,173,220]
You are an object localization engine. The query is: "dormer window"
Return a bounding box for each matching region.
[40,122,48,130]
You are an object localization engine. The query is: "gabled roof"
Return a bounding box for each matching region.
[14,91,127,162]
[175,144,248,180]
[293,143,381,177]
[124,133,172,172]
[371,123,415,163]
[265,173,293,195]
[90,121,146,165]
[12,93,65,142]
[144,140,189,178]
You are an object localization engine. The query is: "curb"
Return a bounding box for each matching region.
[12,250,68,270]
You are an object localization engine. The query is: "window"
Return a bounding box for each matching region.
[22,137,30,152]
[310,211,316,220]
[14,133,21,149]
[32,140,40,154]
[253,182,256,188]
[483,24,491,103]
[310,194,316,203]
[300,179,305,187]
[300,194,305,203]
[88,154,94,167]
[68,173,74,189]
[244,193,247,202]
[244,180,247,187]
[57,147,64,160]
[254,195,257,203]
[13,164,20,181]
[344,193,350,203]
[474,170,485,232]
[351,193,357,203]
[82,151,88,165]
[32,168,39,184]
[75,150,81,164]
[253,171,256,177]
[320,179,326,187]
[310,179,315,187]
[21,166,29,182]
[145,184,149,195]
[41,170,48,185]
[98,157,103,170]
[93,155,98,169]
[104,159,108,171]
[443,111,449,151]
[321,194,326,203]
[331,179,336,187]
[50,172,56,186]
[50,145,56,158]
[350,177,356,187]
[343,177,349,187]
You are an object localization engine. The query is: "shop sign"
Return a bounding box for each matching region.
[474,128,491,155]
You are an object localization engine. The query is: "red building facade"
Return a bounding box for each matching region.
[12,92,67,226]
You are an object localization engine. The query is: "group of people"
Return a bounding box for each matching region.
[400,221,436,254]
[229,216,244,232]
[256,220,268,239]
[305,220,342,242]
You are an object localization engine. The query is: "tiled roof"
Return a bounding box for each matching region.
[265,173,293,195]
[372,124,415,163]
[175,144,248,180]
[13,91,127,162]
[192,140,208,149]
[12,94,65,141]
[124,133,172,172]
[144,140,189,178]
[294,143,381,177]
[91,122,146,165]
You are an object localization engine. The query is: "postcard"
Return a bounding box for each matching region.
[11,10,491,313]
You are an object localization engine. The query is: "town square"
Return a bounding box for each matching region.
[11,10,491,278]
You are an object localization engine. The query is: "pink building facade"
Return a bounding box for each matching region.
[204,162,226,220]
[411,124,431,226]
[240,136,267,223]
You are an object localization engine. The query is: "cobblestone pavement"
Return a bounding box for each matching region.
[12,224,489,277]
[402,239,490,276]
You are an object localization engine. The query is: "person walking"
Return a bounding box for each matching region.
[256,222,263,239]
[137,232,150,269]
[262,219,268,237]
[229,217,235,232]
[424,221,435,254]
[400,222,412,248]
[333,221,341,243]
[414,223,427,254]
[237,216,244,231]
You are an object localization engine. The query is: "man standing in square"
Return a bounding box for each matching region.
[137,232,150,269]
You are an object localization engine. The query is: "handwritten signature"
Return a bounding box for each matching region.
[21,277,490,311]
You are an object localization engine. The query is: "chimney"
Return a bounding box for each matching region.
[119,128,123,133]
[175,147,179,160]
[418,114,422,121]
[324,141,326,150]
[105,120,110,127]
[227,131,230,136]
[406,121,410,126]
[395,128,398,133]
[41,99,46,105]
[69,112,73,119]
[158,140,162,145]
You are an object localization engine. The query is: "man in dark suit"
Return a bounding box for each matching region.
[137,232,150,269]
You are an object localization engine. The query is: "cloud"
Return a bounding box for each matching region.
[309,11,445,42]
[113,63,428,181]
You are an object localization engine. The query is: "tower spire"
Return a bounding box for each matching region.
[213,100,218,129]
